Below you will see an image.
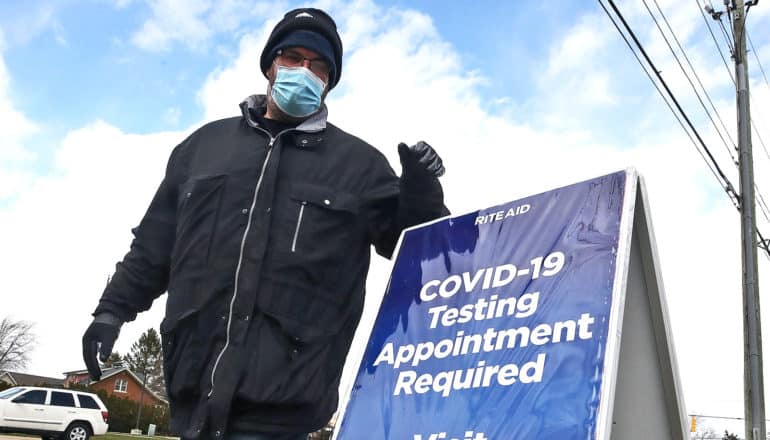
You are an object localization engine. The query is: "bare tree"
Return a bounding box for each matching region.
[0,317,36,371]
[693,424,719,440]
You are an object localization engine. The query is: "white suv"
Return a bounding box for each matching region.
[0,386,109,440]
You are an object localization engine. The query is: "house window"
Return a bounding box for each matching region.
[114,378,128,393]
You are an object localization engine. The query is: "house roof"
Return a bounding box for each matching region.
[64,366,128,379]
[0,371,65,386]
[63,366,167,405]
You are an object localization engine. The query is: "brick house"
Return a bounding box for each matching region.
[63,366,167,407]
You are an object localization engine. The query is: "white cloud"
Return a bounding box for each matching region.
[531,13,621,131]
[0,119,186,376]
[545,15,607,76]
[0,39,189,374]
[0,1,65,46]
[197,32,269,121]
[129,0,286,52]
[0,46,38,201]
[131,0,213,52]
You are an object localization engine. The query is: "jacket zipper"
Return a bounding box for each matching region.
[291,202,306,253]
[207,122,324,398]
[209,129,281,397]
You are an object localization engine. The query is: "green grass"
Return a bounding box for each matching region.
[94,434,177,440]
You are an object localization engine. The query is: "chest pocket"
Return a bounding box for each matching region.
[259,183,362,341]
[287,183,359,256]
[170,174,226,278]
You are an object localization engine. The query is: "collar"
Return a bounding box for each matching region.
[239,94,328,133]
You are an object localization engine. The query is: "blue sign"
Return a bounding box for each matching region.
[336,171,628,440]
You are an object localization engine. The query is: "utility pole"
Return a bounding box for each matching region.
[732,0,765,439]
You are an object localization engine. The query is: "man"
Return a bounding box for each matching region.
[82,7,448,440]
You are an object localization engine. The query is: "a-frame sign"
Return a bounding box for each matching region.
[334,169,689,440]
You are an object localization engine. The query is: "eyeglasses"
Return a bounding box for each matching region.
[276,49,331,79]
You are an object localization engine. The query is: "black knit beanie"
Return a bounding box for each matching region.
[260,8,343,89]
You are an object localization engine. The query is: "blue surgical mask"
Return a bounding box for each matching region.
[270,65,326,118]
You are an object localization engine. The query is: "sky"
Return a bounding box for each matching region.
[1,0,770,436]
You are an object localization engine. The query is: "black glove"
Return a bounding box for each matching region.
[82,319,120,381]
[398,141,445,179]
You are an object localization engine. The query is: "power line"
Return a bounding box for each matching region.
[687,414,770,422]
[647,2,770,232]
[737,2,756,62]
[748,31,770,90]
[752,120,770,163]
[721,7,736,53]
[600,0,770,261]
[699,0,736,85]
[702,2,770,164]
[645,0,738,164]
[724,1,737,51]
[740,6,770,164]
[752,184,770,232]
[691,413,748,421]
[597,0,733,208]
[759,230,770,258]
[757,184,770,221]
[730,20,770,224]
[601,0,740,208]
[698,0,770,226]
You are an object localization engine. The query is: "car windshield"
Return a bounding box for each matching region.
[0,387,26,399]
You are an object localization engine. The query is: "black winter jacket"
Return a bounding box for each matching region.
[94,95,448,439]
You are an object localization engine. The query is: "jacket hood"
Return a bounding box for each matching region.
[239,94,328,132]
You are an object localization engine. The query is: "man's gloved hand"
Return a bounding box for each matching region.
[398,141,445,179]
[82,316,121,381]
